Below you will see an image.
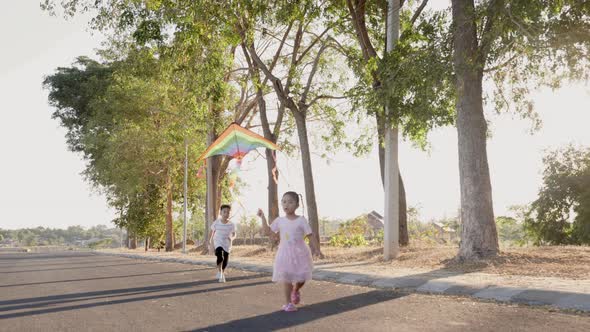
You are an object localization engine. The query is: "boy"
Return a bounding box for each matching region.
[208,204,236,282]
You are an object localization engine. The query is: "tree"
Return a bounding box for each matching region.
[525,145,590,245]
[450,0,590,259]
[238,2,354,257]
[44,51,210,251]
[328,0,456,247]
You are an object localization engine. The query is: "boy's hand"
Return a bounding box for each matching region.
[256,208,264,218]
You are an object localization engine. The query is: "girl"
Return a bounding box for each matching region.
[209,204,236,283]
[257,191,320,312]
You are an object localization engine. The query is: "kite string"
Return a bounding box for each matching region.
[254,149,280,185]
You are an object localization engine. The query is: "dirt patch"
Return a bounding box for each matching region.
[225,243,590,279]
[111,243,590,280]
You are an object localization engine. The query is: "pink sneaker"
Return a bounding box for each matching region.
[282,303,298,312]
[291,290,301,304]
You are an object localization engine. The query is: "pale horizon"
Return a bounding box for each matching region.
[1,2,589,230]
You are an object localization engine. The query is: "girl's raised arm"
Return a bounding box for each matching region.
[257,208,272,236]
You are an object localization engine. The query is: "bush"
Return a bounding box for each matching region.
[496,216,528,246]
[328,215,370,247]
[87,238,113,249]
[329,234,367,247]
[525,145,590,245]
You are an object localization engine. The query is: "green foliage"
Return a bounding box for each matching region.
[495,216,528,246]
[377,11,455,145]
[525,145,590,245]
[478,0,590,126]
[0,226,123,247]
[329,234,367,247]
[373,229,384,245]
[189,210,206,243]
[328,215,369,247]
[329,1,456,150]
[88,238,114,249]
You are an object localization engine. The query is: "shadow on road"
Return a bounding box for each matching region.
[0,267,212,288]
[191,289,407,332]
[0,273,269,319]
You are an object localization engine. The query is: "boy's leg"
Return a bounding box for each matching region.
[215,247,223,271]
[222,250,229,271]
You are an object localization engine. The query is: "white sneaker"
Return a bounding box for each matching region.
[216,271,221,279]
[218,273,226,283]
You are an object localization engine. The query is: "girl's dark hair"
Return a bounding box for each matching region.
[220,204,231,211]
[282,191,305,216]
[282,191,299,205]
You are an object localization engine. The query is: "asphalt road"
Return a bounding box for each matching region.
[1,251,588,331]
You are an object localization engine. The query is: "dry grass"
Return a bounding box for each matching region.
[116,242,590,280]
[225,243,590,280]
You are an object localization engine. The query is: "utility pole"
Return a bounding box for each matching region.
[384,0,400,260]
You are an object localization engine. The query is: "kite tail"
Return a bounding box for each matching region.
[271,150,279,184]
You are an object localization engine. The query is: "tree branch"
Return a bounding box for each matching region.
[409,0,429,26]
[400,0,429,40]
[479,0,505,66]
[301,42,329,105]
[308,94,348,108]
[346,0,378,61]
[298,26,331,63]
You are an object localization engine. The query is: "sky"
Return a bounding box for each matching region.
[0,2,588,230]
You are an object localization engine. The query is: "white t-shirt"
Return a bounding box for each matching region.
[210,219,236,252]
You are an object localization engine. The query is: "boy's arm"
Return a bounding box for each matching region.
[229,224,236,240]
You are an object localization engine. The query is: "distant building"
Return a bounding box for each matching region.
[431,222,457,243]
[366,211,384,236]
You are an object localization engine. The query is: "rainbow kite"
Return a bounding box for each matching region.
[197,122,278,162]
[196,123,279,185]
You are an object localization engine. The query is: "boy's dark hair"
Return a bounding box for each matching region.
[282,191,299,205]
[220,204,231,211]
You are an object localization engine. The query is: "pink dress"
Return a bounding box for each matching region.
[270,216,314,283]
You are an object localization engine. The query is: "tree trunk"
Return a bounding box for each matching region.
[398,174,408,246]
[292,109,323,257]
[144,237,150,252]
[125,228,130,249]
[377,114,409,246]
[205,130,220,244]
[165,168,174,252]
[258,92,280,249]
[129,232,137,249]
[451,0,498,260]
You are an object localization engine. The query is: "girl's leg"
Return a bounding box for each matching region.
[283,282,293,304]
[291,281,304,304]
[215,247,223,272]
[222,250,229,271]
[294,282,305,292]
